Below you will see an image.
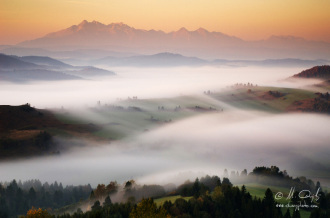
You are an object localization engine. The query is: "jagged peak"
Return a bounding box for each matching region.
[196,27,208,33]
[107,22,133,30]
[177,27,188,32]
[76,20,106,28]
[78,20,89,26]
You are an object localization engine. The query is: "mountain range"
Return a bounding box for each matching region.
[16,20,330,60]
[90,53,328,68]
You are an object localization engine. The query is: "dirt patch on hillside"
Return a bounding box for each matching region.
[286,99,314,112]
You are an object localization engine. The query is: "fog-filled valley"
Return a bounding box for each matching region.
[2,0,330,215]
[0,66,318,107]
[1,65,329,189]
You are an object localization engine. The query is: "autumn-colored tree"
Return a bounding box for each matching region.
[26,207,51,218]
[94,184,106,198]
[106,181,118,194]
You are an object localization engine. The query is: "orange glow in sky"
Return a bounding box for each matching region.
[1,0,330,44]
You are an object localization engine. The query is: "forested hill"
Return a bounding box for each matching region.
[293,65,330,79]
[0,104,59,132]
[1,170,329,218]
[0,104,100,159]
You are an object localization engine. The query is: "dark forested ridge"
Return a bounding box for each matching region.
[293,65,330,79]
[0,104,100,159]
[0,104,57,158]
[0,179,92,218]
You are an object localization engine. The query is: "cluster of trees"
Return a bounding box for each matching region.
[226,166,320,192]
[0,131,54,158]
[1,168,329,217]
[316,92,330,100]
[176,175,223,198]
[312,92,330,113]
[268,91,285,98]
[0,179,92,217]
[90,181,119,200]
[233,82,256,87]
[124,183,166,202]
[293,65,330,79]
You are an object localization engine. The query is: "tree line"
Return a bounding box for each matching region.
[0,179,92,217]
[27,175,330,218]
[1,167,329,217]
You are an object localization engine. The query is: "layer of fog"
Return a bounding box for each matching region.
[0,111,329,187]
[1,66,328,187]
[0,66,317,108]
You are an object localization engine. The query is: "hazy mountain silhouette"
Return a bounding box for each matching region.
[0,54,39,69]
[18,56,72,68]
[17,20,330,59]
[212,58,328,68]
[92,52,327,68]
[68,66,115,77]
[93,52,207,67]
[0,54,114,82]
[19,20,241,50]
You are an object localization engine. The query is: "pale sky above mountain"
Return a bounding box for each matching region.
[1,0,330,44]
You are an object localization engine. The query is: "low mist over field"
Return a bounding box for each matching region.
[0,66,312,108]
[1,2,330,216]
[0,66,329,187]
[0,111,329,186]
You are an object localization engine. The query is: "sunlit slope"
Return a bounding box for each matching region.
[54,85,330,141]
[210,85,322,113]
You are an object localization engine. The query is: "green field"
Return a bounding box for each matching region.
[237,183,312,218]
[52,95,222,140]
[154,195,193,207]
[51,85,327,142]
[211,86,318,113]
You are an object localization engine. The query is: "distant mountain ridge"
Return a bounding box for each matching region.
[18,20,242,52]
[93,52,208,67]
[0,53,114,82]
[18,56,72,68]
[0,54,39,69]
[91,52,328,68]
[17,20,330,60]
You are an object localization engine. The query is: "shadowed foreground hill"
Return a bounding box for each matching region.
[293,65,330,79]
[0,104,61,132]
[0,104,100,159]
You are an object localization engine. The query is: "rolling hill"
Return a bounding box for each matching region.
[0,104,102,159]
[18,55,72,68]
[293,65,330,79]
[0,53,114,81]
[0,53,39,69]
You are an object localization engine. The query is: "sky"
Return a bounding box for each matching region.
[1,0,330,45]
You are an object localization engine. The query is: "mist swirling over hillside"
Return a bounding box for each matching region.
[0,111,329,186]
[0,66,309,108]
[0,66,329,187]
